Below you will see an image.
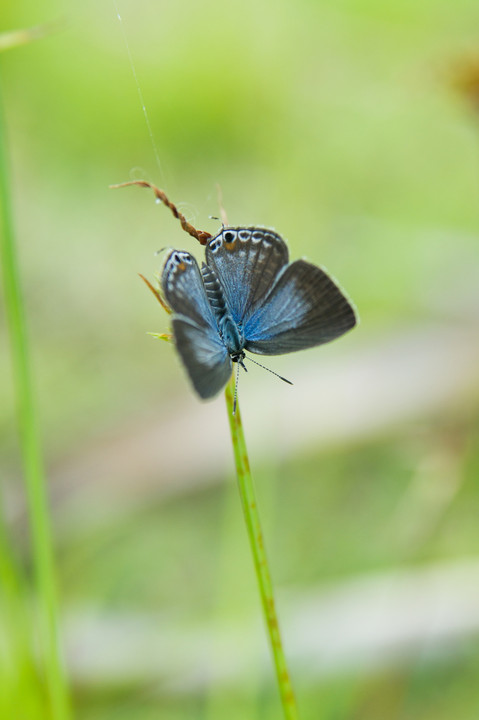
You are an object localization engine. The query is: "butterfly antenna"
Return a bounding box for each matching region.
[244,356,293,385]
[233,360,242,415]
[109,180,213,246]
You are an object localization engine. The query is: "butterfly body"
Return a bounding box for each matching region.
[161,227,357,399]
[201,263,246,358]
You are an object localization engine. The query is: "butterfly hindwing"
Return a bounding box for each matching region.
[244,259,357,355]
[172,316,232,399]
[162,250,217,331]
[205,228,289,326]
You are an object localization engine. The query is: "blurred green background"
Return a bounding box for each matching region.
[2,0,479,718]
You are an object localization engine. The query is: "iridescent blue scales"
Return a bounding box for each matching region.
[161,227,357,399]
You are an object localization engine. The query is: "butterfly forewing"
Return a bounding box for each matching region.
[205,228,289,325]
[244,259,357,355]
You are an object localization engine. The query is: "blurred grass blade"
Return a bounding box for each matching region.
[0,73,71,718]
[0,502,45,719]
[225,377,299,719]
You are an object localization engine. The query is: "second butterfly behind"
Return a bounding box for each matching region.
[160,226,357,400]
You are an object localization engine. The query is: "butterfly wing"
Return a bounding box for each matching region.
[161,249,217,330]
[172,316,232,398]
[243,259,357,355]
[205,228,289,325]
[161,250,232,398]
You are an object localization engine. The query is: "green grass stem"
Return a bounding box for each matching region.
[0,72,71,719]
[224,376,299,720]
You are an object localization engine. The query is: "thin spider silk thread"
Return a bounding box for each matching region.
[113,1,164,182]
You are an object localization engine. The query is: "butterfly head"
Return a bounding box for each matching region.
[230,350,246,366]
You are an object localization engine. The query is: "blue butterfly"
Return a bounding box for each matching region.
[161,227,357,399]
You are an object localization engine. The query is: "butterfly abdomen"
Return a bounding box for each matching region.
[201,263,228,317]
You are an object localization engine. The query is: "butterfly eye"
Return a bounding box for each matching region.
[224,230,237,243]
